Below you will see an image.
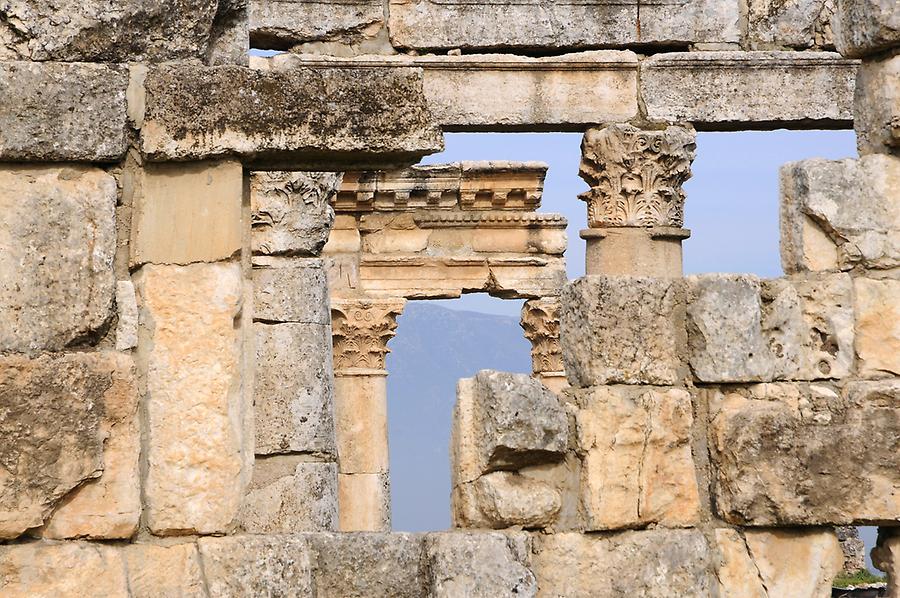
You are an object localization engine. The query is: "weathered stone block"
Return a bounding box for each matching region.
[115,280,139,351]
[0,352,140,540]
[199,535,314,597]
[251,171,341,257]
[208,1,251,66]
[452,371,567,486]
[0,541,129,597]
[123,543,207,598]
[452,472,561,530]
[748,0,835,49]
[715,528,842,597]
[135,262,248,535]
[0,62,127,161]
[781,155,900,272]
[140,63,443,168]
[0,166,116,353]
[0,0,230,62]
[238,457,337,533]
[561,276,686,386]
[310,532,428,597]
[250,0,385,48]
[833,0,900,57]
[873,529,900,595]
[426,532,536,598]
[388,0,740,49]
[707,381,900,525]
[531,530,714,597]
[574,386,700,530]
[255,322,335,456]
[253,258,331,324]
[642,52,856,125]
[854,277,900,377]
[130,160,243,267]
[835,525,867,573]
[855,54,900,155]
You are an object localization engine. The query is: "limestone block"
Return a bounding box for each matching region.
[452,472,561,530]
[123,543,207,598]
[781,155,900,272]
[426,532,536,598]
[0,541,129,597]
[0,352,140,540]
[115,281,139,351]
[250,0,384,47]
[251,171,341,257]
[130,161,243,267]
[0,0,227,61]
[574,386,701,530]
[642,52,856,125]
[388,0,740,49]
[0,166,116,353]
[338,473,391,531]
[715,528,842,597]
[238,457,337,533]
[855,55,900,155]
[198,535,314,597]
[872,529,900,594]
[453,371,567,485]
[310,532,428,597]
[560,276,687,386]
[253,258,330,324]
[748,0,835,48]
[854,277,900,377]
[255,322,335,456]
[833,0,900,57]
[140,63,443,168]
[707,381,900,525]
[208,1,250,66]
[0,62,127,161]
[135,262,248,535]
[686,274,775,382]
[531,530,714,597]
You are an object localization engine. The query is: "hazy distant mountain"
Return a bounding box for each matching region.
[385,302,532,532]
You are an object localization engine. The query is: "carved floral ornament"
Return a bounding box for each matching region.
[520,298,564,374]
[331,299,406,371]
[578,124,696,228]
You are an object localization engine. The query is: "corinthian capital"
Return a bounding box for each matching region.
[331,298,405,372]
[579,125,696,228]
[520,298,564,375]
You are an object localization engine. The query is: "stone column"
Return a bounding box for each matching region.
[578,124,696,277]
[331,297,405,531]
[520,298,567,394]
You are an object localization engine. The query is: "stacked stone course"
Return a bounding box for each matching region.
[1,0,898,595]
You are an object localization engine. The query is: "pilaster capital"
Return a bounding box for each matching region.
[331,298,406,372]
[520,298,564,375]
[578,124,696,228]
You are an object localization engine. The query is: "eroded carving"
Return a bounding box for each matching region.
[331,299,405,370]
[521,298,564,374]
[579,125,696,228]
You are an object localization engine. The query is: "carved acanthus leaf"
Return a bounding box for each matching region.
[521,298,564,374]
[331,299,405,371]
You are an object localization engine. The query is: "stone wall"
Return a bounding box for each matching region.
[1,0,898,595]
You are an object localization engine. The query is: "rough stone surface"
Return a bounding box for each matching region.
[387,0,740,49]
[255,322,335,456]
[532,530,714,597]
[123,542,206,598]
[707,380,900,525]
[251,171,341,257]
[0,0,227,61]
[835,525,867,573]
[0,352,139,540]
[427,532,536,598]
[574,386,701,530]
[140,63,443,167]
[115,281,139,351]
[238,457,337,533]
[0,541,129,597]
[453,472,561,530]
[781,155,900,272]
[135,262,248,535]
[854,277,900,377]
[0,166,116,353]
[642,51,856,125]
[872,529,900,594]
[250,0,385,48]
[855,55,900,155]
[199,535,314,597]
[561,276,686,386]
[0,62,127,161]
[253,258,331,325]
[748,0,835,48]
[833,0,900,57]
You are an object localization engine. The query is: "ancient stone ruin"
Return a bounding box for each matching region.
[0,0,898,596]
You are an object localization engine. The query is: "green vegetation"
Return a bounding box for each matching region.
[833,569,887,588]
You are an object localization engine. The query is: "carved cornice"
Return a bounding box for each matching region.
[579,124,696,228]
[414,211,567,228]
[331,299,406,371]
[520,298,564,374]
